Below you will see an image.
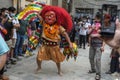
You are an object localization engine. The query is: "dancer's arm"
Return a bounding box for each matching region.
[62,32,73,48]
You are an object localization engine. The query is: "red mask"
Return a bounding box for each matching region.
[44,11,56,25]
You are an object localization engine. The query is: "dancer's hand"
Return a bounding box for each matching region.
[37,11,42,20]
[69,42,73,49]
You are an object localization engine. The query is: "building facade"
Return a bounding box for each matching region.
[0,0,71,15]
[72,0,120,18]
[0,0,13,8]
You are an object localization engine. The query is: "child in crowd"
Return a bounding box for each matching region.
[88,14,101,46]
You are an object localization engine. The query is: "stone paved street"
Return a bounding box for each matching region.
[5,45,120,80]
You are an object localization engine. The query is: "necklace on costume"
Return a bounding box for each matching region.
[43,23,59,39]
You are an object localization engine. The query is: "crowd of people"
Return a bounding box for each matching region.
[0,7,40,80]
[70,13,120,79]
[0,5,120,80]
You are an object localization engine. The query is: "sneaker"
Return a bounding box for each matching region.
[6,64,11,69]
[111,72,120,77]
[88,70,96,74]
[18,54,24,57]
[6,60,11,65]
[105,70,112,74]
[83,47,86,49]
[116,74,120,77]
[10,60,17,65]
[10,58,17,62]
[14,56,22,61]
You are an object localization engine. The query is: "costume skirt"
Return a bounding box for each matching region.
[37,45,65,63]
[0,34,9,56]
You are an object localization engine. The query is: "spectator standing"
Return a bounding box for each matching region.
[79,22,87,49]
[84,18,91,44]
[7,7,20,61]
[88,14,101,46]
[88,13,105,80]
[106,49,120,76]
[0,14,9,80]
[74,21,80,46]
[14,20,29,59]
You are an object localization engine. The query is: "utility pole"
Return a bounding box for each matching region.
[67,0,72,13]
[17,0,21,13]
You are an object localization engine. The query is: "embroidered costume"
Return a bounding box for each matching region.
[37,24,66,62]
[37,5,73,63]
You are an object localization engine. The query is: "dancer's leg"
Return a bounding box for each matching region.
[35,58,42,74]
[56,63,62,76]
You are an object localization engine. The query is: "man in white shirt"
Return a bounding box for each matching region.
[8,7,20,60]
[79,25,87,49]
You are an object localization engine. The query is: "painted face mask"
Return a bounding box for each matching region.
[44,11,56,25]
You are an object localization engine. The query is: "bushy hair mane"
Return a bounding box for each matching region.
[40,5,73,32]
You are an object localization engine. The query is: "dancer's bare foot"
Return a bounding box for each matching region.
[35,67,41,74]
[58,71,63,76]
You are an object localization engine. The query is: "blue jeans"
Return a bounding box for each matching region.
[14,33,25,57]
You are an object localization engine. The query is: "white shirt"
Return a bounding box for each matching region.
[79,27,87,36]
[12,28,17,39]
[12,18,19,24]
[12,18,19,39]
[84,22,91,28]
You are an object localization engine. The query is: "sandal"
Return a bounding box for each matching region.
[95,74,101,80]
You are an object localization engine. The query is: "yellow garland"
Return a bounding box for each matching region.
[43,23,59,40]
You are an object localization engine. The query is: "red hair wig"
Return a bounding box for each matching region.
[40,5,73,32]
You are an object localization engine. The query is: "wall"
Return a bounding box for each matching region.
[0,0,13,8]
[73,0,120,17]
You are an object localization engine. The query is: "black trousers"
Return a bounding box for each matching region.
[86,34,89,43]
[110,55,120,73]
[79,35,86,48]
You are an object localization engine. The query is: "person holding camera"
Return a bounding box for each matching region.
[88,13,105,80]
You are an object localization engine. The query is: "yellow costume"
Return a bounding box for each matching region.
[37,23,65,63]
